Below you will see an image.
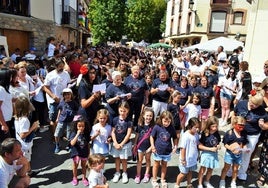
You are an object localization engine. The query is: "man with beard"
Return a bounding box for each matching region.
[43,58,71,134]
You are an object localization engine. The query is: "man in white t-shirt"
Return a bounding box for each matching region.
[43,58,71,131]
[0,138,30,188]
[216,45,227,66]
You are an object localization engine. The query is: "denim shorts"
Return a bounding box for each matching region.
[48,102,59,122]
[54,122,72,139]
[178,164,197,174]
[152,153,171,162]
[220,92,233,101]
[224,150,242,165]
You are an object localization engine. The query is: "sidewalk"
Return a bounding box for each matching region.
[27,125,265,188]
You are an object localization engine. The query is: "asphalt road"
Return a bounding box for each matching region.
[24,124,266,188]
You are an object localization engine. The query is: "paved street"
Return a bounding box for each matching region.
[26,124,266,188]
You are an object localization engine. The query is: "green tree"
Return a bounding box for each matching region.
[151,0,167,41]
[125,0,154,42]
[88,0,126,45]
[125,0,166,42]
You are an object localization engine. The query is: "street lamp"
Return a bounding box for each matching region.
[189,0,197,14]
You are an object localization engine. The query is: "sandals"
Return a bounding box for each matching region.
[152,179,160,188]
[257,176,266,187]
[161,179,168,188]
[187,184,193,188]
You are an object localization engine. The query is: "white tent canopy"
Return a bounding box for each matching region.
[184,37,244,53]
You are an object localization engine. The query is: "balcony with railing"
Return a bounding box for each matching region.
[61,5,78,28]
[0,0,30,17]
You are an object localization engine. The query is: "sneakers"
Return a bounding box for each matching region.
[82,178,89,186]
[112,172,121,183]
[142,174,150,183]
[54,144,60,153]
[197,185,203,188]
[230,181,237,188]
[134,175,140,184]
[219,180,225,188]
[122,172,128,184]
[39,126,49,133]
[204,181,214,188]
[71,177,78,186]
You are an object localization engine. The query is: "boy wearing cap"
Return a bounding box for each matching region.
[54,88,79,153]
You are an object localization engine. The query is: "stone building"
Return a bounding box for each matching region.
[0,0,90,56]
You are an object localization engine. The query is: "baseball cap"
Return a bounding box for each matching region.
[62,88,73,94]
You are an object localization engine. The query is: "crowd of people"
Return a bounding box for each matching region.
[0,39,268,188]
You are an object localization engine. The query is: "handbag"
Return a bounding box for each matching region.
[132,127,152,158]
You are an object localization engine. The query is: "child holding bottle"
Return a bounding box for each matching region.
[219,116,249,188]
[90,109,112,156]
[69,115,90,186]
[110,101,132,184]
[174,117,200,188]
[198,116,221,188]
[150,111,178,188]
[133,107,155,184]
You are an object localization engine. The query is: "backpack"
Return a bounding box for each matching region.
[229,54,239,72]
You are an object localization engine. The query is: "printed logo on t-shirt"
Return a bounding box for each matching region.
[159,131,170,142]
[115,123,126,134]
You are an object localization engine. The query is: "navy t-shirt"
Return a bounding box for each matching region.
[167,103,181,129]
[69,131,90,158]
[136,125,152,151]
[105,83,130,116]
[193,85,214,109]
[112,116,132,144]
[234,100,268,135]
[151,124,177,155]
[223,129,248,152]
[151,78,172,102]
[124,75,148,102]
[199,131,221,147]
[170,80,180,91]
[78,79,101,124]
[176,86,191,106]
[57,100,79,122]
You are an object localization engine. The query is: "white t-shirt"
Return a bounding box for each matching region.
[219,77,237,96]
[90,123,112,155]
[48,43,56,57]
[88,169,105,188]
[189,64,204,75]
[44,70,71,104]
[179,131,199,167]
[0,86,13,121]
[217,51,227,62]
[14,117,33,153]
[183,103,201,126]
[0,156,22,188]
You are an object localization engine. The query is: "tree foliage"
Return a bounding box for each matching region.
[88,0,166,45]
[88,0,126,45]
